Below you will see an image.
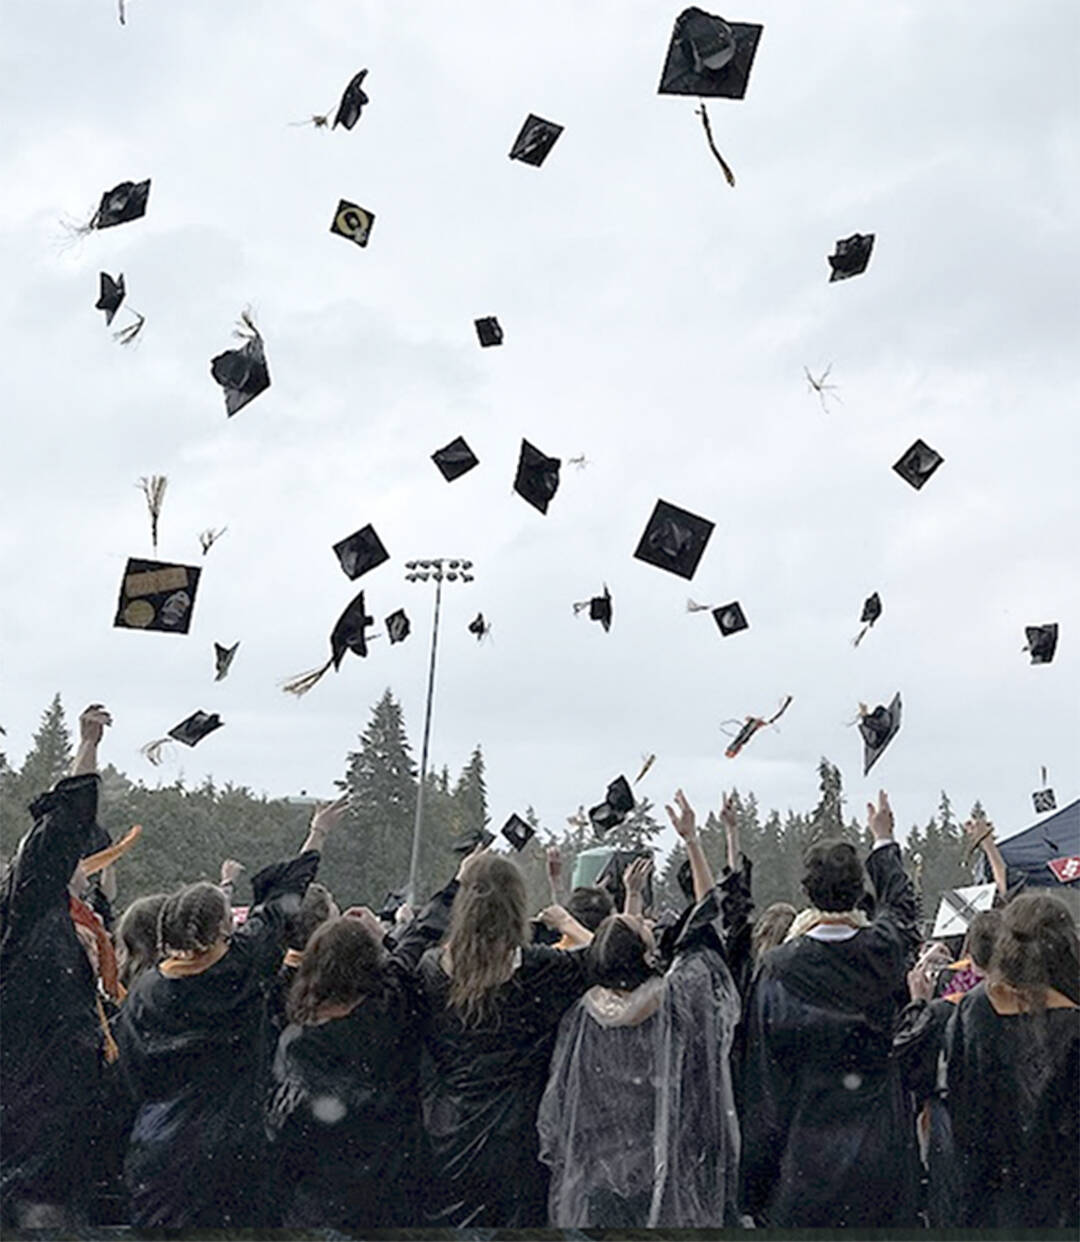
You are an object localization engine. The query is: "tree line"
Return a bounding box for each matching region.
[1,693,979,921]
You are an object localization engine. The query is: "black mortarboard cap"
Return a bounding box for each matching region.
[588,775,635,834]
[501,813,535,852]
[95,272,125,325]
[893,439,944,490]
[333,69,369,130]
[657,8,764,99]
[634,499,715,580]
[508,114,563,166]
[330,199,375,247]
[329,591,375,666]
[1024,623,1058,665]
[385,609,411,644]
[860,692,902,775]
[861,593,882,625]
[432,436,479,482]
[514,439,561,514]
[712,601,748,636]
[451,828,495,855]
[114,558,202,634]
[589,586,613,632]
[1033,788,1057,814]
[210,318,270,417]
[214,641,239,681]
[91,179,151,229]
[595,848,654,913]
[828,232,875,281]
[475,317,503,347]
[333,524,390,580]
[168,710,223,748]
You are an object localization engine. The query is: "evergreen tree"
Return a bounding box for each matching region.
[18,694,72,801]
[808,758,851,843]
[602,795,664,850]
[452,746,489,841]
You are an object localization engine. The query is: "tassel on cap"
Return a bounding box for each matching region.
[138,475,167,552]
[695,103,736,187]
[282,659,334,697]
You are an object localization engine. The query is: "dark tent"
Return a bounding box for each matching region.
[976,799,1080,890]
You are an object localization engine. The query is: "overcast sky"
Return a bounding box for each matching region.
[1,0,1077,854]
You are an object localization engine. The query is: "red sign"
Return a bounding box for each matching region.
[1047,856,1080,884]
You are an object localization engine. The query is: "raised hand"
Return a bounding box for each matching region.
[546,845,562,885]
[79,704,113,746]
[219,858,245,887]
[624,856,653,896]
[866,790,894,842]
[665,789,698,842]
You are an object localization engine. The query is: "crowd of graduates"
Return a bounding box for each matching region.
[1,705,1077,1234]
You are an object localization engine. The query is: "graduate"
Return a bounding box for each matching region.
[738,790,921,1228]
[416,851,592,1227]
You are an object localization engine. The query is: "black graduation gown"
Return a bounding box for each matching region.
[117,852,318,1229]
[417,943,590,1227]
[266,881,457,1228]
[0,775,104,1218]
[738,841,920,1228]
[944,984,1079,1229]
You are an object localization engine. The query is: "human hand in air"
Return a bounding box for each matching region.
[624,856,653,896]
[963,812,995,850]
[79,704,113,747]
[867,790,894,843]
[908,942,950,1001]
[546,846,562,886]
[219,859,245,887]
[537,905,572,932]
[666,789,698,842]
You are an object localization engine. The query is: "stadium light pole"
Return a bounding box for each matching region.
[404,558,475,904]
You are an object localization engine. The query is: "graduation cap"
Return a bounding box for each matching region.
[595,848,655,913]
[893,439,944,490]
[859,693,902,775]
[713,601,748,636]
[588,775,635,835]
[210,311,270,416]
[213,641,239,681]
[475,317,503,347]
[330,198,375,247]
[634,499,715,580]
[1024,623,1058,665]
[95,272,125,325]
[514,440,561,514]
[508,114,563,166]
[723,695,792,758]
[573,585,612,632]
[333,524,390,580]
[657,8,764,99]
[432,436,479,482]
[333,69,369,129]
[501,814,535,852]
[1033,788,1057,814]
[451,828,495,855]
[141,710,223,766]
[114,558,201,634]
[931,882,996,938]
[385,609,411,644]
[282,590,375,696]
[89,179,151,230]
[853,592,882,647]
[828,232,875,281]
[468,612,491,642]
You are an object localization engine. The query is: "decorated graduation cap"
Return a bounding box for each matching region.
[501,813,535,852]
[853,592,882,647]
[858,693,902,775]
[213,641,239,681]
[451,828,495,855]
[713,601,748,637]
[210,311,270,416]
[931,882,996,939]
[333,69,369,129]
[723,695,792,758]
[95,272,125,326]
[385,609,411,644]
[330,199,375,247]
[514,440,561,514]
[634,499,715,580]
[657,8,764,98]
[432,436,479,482]
[573,585,612,633]
[333,523,390,580]
[141,710,223,765]
[87,179,151,230]
[468,612,491,642]
[589,775,635,834]
[1024,623,1058,665]
[508,114,563,166]
[475,317,503,347]
[893,439,944,490]
[282,589,375,696]
[828,232,875,281]
[114,558,201,634]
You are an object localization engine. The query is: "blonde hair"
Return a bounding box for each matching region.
[444,853,528,1025]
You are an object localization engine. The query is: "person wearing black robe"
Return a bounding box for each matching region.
[266,877,458,1227]
[0,704,113,1229]
[416,852,591,1227]
[738,790,920,1228]
[942,893,1079,1229]
[118,852,320,1228]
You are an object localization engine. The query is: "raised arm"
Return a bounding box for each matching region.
[721,792,740,873]
[537,904,594,947]
[70,704,111,777]
[864,790,919,962]
[964,814,1007,898]
[299,793,350,855]
[546,845,566,907]
[666,789,715,903]
[623,856,653,918]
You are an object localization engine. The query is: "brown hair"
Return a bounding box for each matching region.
[157,882,229,955]
[588,914,656,991]
[801,840,864,911]
[566,886,614,932]
[444,853,528,1025]
[286,881,335,952]
[989,892,1079,1008]
[117,893,168,988]
[962,908,1003,971]
[287,916,385,1025]
[752,902,797,964]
